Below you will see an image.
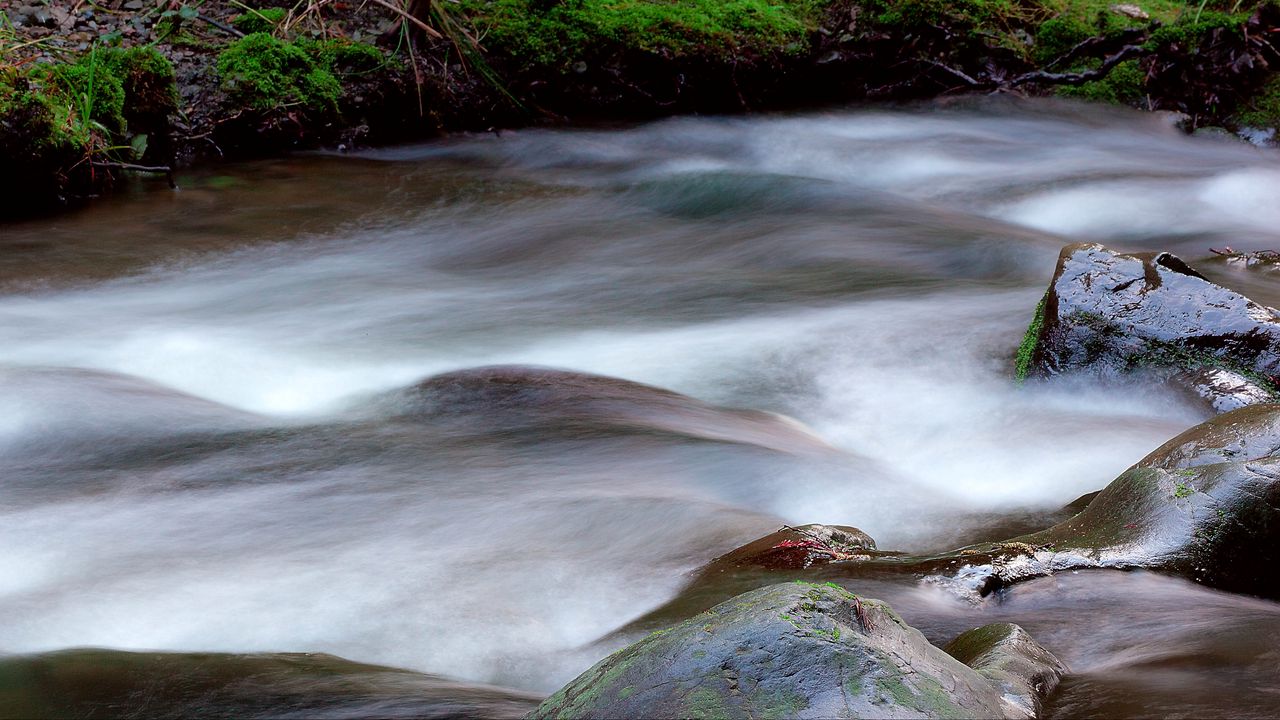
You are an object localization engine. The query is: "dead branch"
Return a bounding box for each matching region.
[1011,44,1152,87]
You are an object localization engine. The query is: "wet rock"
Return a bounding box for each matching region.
[529,582,1012,720]
[1018,243,1280,410]
[1109,3,1150,19]
[391,365,835,454]
[936,403,1280,598]
[944,623,1067,719]
[627,405,1280,621]
[0,649,540,719]
[703,523,877,571]
[1176,366,1278,413]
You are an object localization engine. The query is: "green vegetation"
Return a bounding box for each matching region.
[232,6,288,34]
[302,38,391,76]
[1174,480,1194,498]
[217,32,341,114]
[1015,291,1049,381]
[0,42,177,194]
[36,49,127,135]
[1058,59,1146,102]
[1235,72,1280,127]
[1145,9,1246,48]
[458,0,825,69]
[104,46,180,120]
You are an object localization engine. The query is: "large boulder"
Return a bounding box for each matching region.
[926,403,1280,599]
[624,405,1280,623]
[1016,243,1280,408]
[0,649,541,719]
[943,623,1066,720]
[529,582,1017,719]
[385,365,834,454]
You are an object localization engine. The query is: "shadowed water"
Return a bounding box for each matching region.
[1,98,1278,716]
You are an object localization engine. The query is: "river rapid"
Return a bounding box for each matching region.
[2,98,1279,718]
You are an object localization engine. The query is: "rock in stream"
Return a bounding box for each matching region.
[1016,243,1280,410]
[530,581,1058,719]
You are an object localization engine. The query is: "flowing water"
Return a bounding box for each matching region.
[2,97,1279,717]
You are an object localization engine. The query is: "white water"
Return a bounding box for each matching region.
[1,99,1278,694]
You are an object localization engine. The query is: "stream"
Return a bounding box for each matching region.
[2,97,1279,718]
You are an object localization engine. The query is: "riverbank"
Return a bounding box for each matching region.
[3,0,1280,216]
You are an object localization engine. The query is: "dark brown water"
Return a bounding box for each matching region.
[1,98,1278,717]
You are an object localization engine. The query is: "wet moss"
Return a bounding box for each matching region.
[0,73,89,162]
[102,46,179,120]
[301,38,391,77]
[1057,58,1146,102]
[1034,16,1095,62]
[1144,10,1246,50]
[36,49,127,135]
[1236,72,1280,127]
[457,0,823,69]
[685,686,733,719]
[232,7,288,34]
[216,33,341,115]
[1014,290,1048,381]
[747,686,809,719]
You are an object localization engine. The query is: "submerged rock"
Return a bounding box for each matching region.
[0,648,540,719]
[1016,243,1280,409]
[390,365,834,454]
[944,623,1067,720]
[529,582,1013,720]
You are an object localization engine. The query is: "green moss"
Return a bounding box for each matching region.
[1122,338,1280,399]
[232,6,288,34]
[216,33,341,114]
[1035,16,1095,63]
[747,686,810,719]
[1174,480,1194,498]
[101,46,179,118]
[685,686,732,719]
[1057,58,1145,103]
[458,0,823,69]
[1145,10,1246,49]
[1014,290,1048,381]
[36,50,127,135]
[1236,73,1280,128]
[872,0,1001,31]
[0,74,89,161]
[300,38,391,76]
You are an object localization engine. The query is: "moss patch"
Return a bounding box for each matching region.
[458,0,824,69]
[216,33,341,115]
[1015,290,1049,381]
[1236,72,1280,127]
[1058,58,1146,102]
[232,7,288,35]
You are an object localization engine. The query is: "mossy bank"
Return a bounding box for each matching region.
[4,0,1280,216]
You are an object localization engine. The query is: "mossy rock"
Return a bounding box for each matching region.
[1015,243,1280,409]
[530,582,1011,719]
